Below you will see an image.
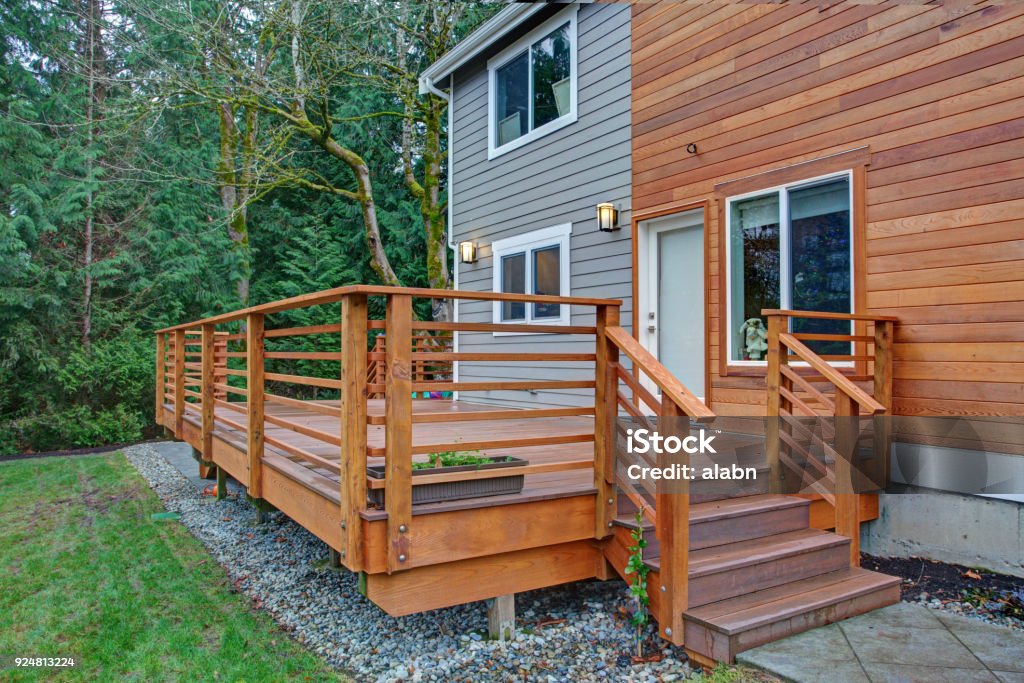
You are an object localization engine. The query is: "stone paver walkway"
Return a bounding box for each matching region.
[149,441,243,494]
[738,601,1024,683]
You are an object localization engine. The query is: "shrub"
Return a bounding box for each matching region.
[58,330,154,413]
[0,404,145,453]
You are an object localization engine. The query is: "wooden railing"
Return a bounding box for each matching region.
[366,332,453,399]
[763,309,895,566]
[156,329,227,439]
[155,286,623,574]
[600,324,716,643]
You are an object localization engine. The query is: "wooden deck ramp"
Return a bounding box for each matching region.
[155,286,898,665]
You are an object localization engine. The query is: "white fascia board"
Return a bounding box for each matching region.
[418,2,552,93]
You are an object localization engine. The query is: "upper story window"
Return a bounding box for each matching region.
[725,172,854,363]
[491,223,571,330]
[487,7,578,159]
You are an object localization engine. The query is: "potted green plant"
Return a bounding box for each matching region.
[367,450,527,505]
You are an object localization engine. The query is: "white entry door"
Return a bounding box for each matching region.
[639,209,705,400]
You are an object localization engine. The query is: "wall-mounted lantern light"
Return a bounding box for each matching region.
[596,202,619,232]
[458,241,478,264]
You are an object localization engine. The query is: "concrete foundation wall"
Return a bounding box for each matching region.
[861,486,1024,578]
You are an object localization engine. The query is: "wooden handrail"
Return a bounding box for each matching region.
[762,308,897,322]
[605,326,714,419]
[778,333,884,415]
[156,285,622,333]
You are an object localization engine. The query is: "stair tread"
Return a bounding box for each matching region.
[685,567,902,635]
[687,528,847,577]
[689,494,809,523]
[614,494,807,531]
[644,528,846,574]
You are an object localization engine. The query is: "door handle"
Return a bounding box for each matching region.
[648,324,657,332]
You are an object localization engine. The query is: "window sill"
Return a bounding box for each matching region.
[487,113,577,160]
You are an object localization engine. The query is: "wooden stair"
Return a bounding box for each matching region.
[606,494,900,663]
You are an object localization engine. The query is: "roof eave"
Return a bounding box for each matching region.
[418,2,550,93]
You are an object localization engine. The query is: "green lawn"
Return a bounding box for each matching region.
[0,452,345,682]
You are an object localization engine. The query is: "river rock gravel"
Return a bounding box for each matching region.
[124,443,696,683]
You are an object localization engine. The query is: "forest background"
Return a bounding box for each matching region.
[0,0,498,453]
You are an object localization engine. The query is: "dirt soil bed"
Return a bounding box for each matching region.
[862,553,1024,629]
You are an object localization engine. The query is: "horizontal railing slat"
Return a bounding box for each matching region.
[265,324,341,338]
[364,380,596,393]
[367,352,595,362]
[265,372,342,390]
[408,406,595,424]
[264,351,340,360]
[264,393,342,417]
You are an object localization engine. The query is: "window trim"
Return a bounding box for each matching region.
[491,223,572,334]
[486,5,579,160]
[723,169,855,367]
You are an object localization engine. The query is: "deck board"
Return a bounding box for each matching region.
[177,399,596,514]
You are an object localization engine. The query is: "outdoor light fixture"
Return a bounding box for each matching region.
[596,202,619,232]
[459,241,478,264]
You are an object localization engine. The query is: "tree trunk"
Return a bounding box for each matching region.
[423,97,450,321]
[81,0,106,347]
[291,113,401,288]
[218,101,251,305]
[403,96,451,321]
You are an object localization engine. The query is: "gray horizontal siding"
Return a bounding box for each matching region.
[449,2,632,409]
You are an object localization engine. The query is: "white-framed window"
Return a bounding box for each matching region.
[491,223,571,330]
[487,6,578,160]
[725,171,854,364]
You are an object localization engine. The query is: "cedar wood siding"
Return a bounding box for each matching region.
[451,2,632,408]
[631,2,1024,419]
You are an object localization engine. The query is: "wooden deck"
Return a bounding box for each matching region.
[175,398,597,516]
[156,286,896,663]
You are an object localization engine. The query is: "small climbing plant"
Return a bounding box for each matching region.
[624,507,651,658]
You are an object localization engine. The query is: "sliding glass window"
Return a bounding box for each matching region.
[727,174,853,362]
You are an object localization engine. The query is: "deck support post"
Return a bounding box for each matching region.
[340,292,369,571]
[329,548,342,568]
[173,329,185,436]
[384,293,413,574]
[594,304,620,538]
[201,323,216,460]
[248,494,274,524]
[155,333,165,427]
[216,465,227,501]
[872,320,893,488]
[765,314,788,494]
[656,399,688,647]
[191,447,216,480]
[246,313,265,499]
[834,392,860,567]
[487,593,515,641]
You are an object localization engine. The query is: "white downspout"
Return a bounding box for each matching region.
[420,74,459,398]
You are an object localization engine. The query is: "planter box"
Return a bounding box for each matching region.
[367,456,528,506]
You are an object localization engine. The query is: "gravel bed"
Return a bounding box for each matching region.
[862,554,1024,632]
[124,443,696,683]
